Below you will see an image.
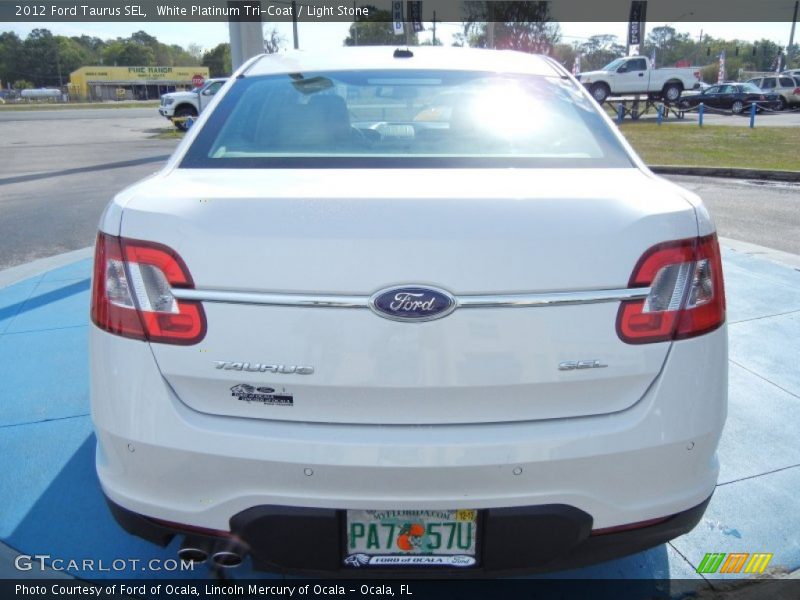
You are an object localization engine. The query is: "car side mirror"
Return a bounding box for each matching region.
[617,66,628,73]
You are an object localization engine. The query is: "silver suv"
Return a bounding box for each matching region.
[746,75,800,109]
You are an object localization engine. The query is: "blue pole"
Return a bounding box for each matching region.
[657,104,663,125]
[699,103,704,127]
[617,103,624,124]
[749,103,756,128]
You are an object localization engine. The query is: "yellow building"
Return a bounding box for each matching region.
[69,66,211,101]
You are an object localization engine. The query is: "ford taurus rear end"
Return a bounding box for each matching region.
[90,47,726,576]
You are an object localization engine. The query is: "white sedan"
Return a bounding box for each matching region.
[90,46,727,575]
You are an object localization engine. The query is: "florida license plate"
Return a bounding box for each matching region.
[344,509,478,568]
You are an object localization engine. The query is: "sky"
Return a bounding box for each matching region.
[5,21,795,54]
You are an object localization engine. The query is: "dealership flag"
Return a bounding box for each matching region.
[392,1,404,35]
[717,50,726,83]
[407,1,423,33]
[572,54,581,75]
[650,48,656,68]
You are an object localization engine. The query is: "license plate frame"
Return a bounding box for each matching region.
[343,509,481,569]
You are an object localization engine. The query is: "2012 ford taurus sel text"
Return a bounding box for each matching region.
[90,47,727,576]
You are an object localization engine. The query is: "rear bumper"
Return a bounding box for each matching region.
[91,323,726,572]
[106,495,712,576]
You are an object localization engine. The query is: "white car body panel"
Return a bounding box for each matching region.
[91,324,726,531]
[115,168,697,425]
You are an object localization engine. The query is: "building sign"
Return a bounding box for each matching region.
[69,65,211,99]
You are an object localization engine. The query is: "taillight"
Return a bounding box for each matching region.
[794,88,800,95]
[616,234,725,344]
[91,232,206,345]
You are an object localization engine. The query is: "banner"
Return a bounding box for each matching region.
[628,1,647,46]
[407,1,423,33]
[392,0,404,35]
[717,49,726,83]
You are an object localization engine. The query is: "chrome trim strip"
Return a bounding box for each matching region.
[171,289,367,308]
[172,287,651,308]
[456,288,650,308]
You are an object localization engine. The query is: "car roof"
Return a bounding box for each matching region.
[245,47,564,78]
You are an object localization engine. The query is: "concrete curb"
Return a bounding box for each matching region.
[652,166,800,183]
[720,237,800,270]
[0,247,93,289]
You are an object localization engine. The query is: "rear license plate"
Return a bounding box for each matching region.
[344,509,478,568]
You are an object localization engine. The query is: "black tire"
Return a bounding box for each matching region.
[777,96,787,111]
[173,106,197,131]
[590,83,610,104]
[731,100,744,114]
[662,83,683,103]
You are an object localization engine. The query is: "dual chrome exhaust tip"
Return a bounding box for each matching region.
[178,536,246,568]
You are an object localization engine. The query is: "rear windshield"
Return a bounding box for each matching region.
[181,69,632,169]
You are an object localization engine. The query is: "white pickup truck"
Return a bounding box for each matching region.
[158,78,228,130]
[577,57,701,104]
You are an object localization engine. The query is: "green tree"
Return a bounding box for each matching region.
[19,29,63,86]
[56,37,91,75]
[202,43,231,77]
[458,1,560,52]
[576,35,626,71]
[102,39,156,66]
[551,42,577,70]
[344,8,418,46]
[0,31,23,87]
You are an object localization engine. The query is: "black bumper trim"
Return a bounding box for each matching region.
[105,495,712,577]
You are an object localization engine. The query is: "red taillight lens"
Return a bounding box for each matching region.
[91,233,206,345]
[616,234,725,344]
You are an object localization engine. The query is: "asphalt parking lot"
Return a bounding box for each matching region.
[0,109,172,269]
[0,107,798,591]
[1,108,799,269]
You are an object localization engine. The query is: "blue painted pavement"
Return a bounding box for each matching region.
[0,249,798,588]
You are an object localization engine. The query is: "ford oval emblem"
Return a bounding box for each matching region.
[369,285,457,322]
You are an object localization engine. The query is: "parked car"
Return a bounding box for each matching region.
[91,47,727,576]
[746,75,800,109]
[679,82,781,113]
[576,56,702,103]
[781,68,800,80]
[159,77,228,130]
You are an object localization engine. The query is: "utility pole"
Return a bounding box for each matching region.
[291,1,299,49]
[228,1,265,70]
[353,1,358,45]
[486,2,494,48]
[432,10,437,45]
[405,2,411,46]
[789,1,798,62]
